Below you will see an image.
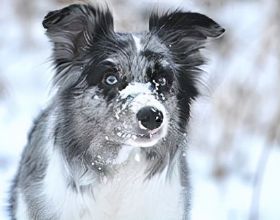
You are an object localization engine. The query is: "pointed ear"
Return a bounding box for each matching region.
[43,4,114,67]
[149,11,225,42]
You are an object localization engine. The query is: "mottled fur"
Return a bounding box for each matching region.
[9,3,224,220]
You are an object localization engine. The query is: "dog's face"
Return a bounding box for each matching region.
[73,32,177,149]
[43,4,224,168]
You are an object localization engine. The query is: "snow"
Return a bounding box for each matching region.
[1,0,279,219]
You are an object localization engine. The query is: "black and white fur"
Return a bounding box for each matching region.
[9,3,224,220]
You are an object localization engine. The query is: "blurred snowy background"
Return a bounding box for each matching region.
[0,0,279,219]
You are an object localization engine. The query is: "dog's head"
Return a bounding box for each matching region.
[43,4,224,171]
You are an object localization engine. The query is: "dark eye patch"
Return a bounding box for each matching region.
[141,50,164,61]
[84,60,117,86]
[83,60,128,101]
[147,62,174,93]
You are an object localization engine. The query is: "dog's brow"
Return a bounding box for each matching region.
[141,50,163,61]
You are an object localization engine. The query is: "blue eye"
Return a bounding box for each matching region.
[105,75,118,85]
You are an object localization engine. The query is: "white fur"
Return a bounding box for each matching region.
[42,145,184,220]
[16,192,29,220]
[133,35,142,52]
[113,145,140,164]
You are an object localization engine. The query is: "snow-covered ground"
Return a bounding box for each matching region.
[1,0,279,219]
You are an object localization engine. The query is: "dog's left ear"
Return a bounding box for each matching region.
[149,11,224,44]
[43,4,114,67]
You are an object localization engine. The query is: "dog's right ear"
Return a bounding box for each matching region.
[43,4,114,67]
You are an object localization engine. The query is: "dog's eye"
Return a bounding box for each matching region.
[105,75,118,85]
[153,77,167,87]
[157,77,167,86]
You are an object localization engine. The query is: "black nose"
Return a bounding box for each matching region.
[136,106,164,130]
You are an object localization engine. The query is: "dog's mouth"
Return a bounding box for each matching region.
[115,126,167,148]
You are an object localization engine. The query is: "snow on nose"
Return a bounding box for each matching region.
[119,82,152,99]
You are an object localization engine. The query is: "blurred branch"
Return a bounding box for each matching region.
[249,1,280,219]
[249,142,272,220]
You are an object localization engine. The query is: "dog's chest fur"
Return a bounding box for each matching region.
[38,148,184,220]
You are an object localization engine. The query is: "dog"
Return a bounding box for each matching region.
[9,3,224,220]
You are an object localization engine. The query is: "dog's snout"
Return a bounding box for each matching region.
[136,106,163,130]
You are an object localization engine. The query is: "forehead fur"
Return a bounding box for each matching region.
[43,3,224,95]
[87,32,173,80]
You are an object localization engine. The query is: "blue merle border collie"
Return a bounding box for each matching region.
[9,3,224,220]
